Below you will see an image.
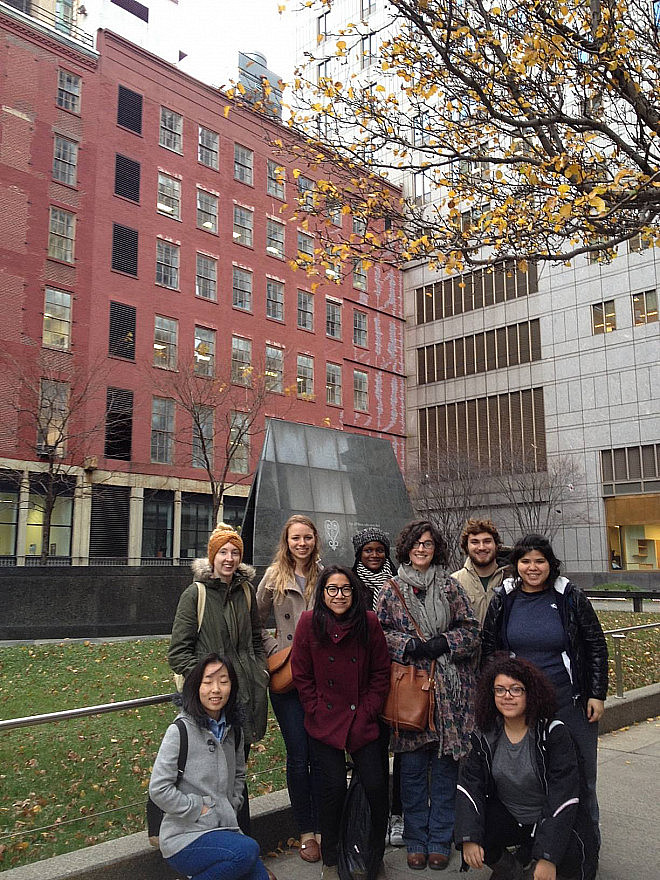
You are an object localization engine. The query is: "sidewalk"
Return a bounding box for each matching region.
[263,717,660,879]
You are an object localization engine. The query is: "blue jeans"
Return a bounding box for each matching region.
[166,829,268,880]
[270,688,318,833]
[400,747,458,857]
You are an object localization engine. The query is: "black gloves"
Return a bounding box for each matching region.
[404,635,449,660]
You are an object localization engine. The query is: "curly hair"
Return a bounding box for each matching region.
[510,534,561,587]
[181,653,242,731]
[460,518,502,554]
[312,565,368,645]
[475,653,557,729]
[265,515,321,604]
[395,519,448,567]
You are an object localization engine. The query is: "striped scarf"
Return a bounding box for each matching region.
[355,559,396,610]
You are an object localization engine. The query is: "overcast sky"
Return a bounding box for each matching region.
[180,1,299,89]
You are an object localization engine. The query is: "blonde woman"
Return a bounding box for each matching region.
[256,515,322,863]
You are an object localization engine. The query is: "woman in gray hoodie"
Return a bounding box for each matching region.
[149,653,275,880]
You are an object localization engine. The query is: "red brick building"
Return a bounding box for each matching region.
[0,12,405,565]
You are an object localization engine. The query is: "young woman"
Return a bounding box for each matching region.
[291,566,391,880]
[455,655,597,880]
[482,534,608,847]
[149,654,276,880]
[376,519,480,871]
[256,514,322,863]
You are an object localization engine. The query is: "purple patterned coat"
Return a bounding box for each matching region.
[376,573,480,759]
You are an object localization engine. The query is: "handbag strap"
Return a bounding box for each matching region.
[388,578,426,642]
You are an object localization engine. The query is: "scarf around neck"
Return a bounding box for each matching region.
[396,563,451,639]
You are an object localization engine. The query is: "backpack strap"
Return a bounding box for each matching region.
[173,717,188,783]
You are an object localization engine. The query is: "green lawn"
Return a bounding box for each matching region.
[0,611,658,869]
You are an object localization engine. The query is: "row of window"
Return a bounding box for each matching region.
[417,320,542,385]
[601,443,660,496]
[415,261,539,324]
[591,290,658,334]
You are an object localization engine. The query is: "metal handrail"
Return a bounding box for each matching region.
[0,692,174,732]
[603,621,660,699]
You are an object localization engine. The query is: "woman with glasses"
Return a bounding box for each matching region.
[376,519,480,871]
[455,654,597,880]
[291,565,391,880]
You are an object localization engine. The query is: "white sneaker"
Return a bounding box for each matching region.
[388,814,404,846]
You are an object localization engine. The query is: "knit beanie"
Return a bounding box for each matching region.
[352,527,390,558]
[208,524,244,567]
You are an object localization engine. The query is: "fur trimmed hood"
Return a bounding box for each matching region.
[190,557,256,583]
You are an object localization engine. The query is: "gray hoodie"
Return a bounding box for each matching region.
[148,711,245,859]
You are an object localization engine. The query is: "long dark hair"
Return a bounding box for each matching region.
[181,653,241,730]
[510,534,562,587]
[475,653,557,729]
[395,519,448,567]
[312,565,368,645]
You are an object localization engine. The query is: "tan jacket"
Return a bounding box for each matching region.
[256,568,310,657]
[451,557,505,626]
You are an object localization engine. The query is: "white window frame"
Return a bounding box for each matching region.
[197,189,218,233]
[43,287,72,350]
[233,205,253,247]
[194,326,216,377]
[326,363,342,406]
[231,336,252,385]
[232,266,252,311]
[195,253,217,301]
[353,369,368,412]
[265,345,284,392]
[155,239,180,289]
[266,218,285,258]
[57,69,81,112]
[297,354,314,398]
[48,207,75,263]
[159,107,183,153]
[266,278,284,321]
[153,315,178,369]
[157,173,181,220]
[267,160,285,199]
[52,135,78,186]
[234,144,254,185]
[198,126,219,169]
[151,397,174,464]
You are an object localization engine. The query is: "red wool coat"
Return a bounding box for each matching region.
[291,610,391,752]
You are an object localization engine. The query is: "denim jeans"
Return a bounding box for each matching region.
[270,688,318,833]
[166,829,268,880]
[400,747,458,857]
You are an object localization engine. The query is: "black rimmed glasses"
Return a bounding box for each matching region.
[412,540,434,550]
[325,585,353,597]
[493,685,526,698]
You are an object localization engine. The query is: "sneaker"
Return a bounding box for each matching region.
[388,814,404,846]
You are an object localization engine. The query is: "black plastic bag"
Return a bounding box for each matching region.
[337,767,380,880]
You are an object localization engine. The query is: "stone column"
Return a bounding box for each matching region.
[128,487,144,565]
[15,470,30,566]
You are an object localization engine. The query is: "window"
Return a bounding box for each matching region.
[117,85,142,133]
[114,154,140,202]
[298,290,314,331]
[142,490,173,559]
[181,493,214,559]
[233,205,253,247]
[194,326,215,377]
[192,405,214,468]
[592,299,616,334]
[48,207,75,263]
[229,412,249,474]
[56,69,81,112]
[353,370,368,412]
[361,0,376,15]
[109,301,136,359]
[324,247,341,281]
[353,310,367,346]
[267,160,285,199]
[43,288,72,350]
[56,0,74,32]
[151,397,174,464]
[232,266,252,310]
[412,111,430,146]
[266,218,285,258]
[156,240,179,289]
[297,355,314,398]
[360,33,376,69]
[297,230,314,260]
[196,253,217,301]
[157,173,181,219]
[52,135,78,186]
[153,315,178,369]
[317,10,330,40]
[352,258,367,291]
[628,230,654,253]
[231,336,252,385]
[234,144,253,185]
[326,300,342,338]
[159,107,183,153]
[326,197,342,226]
[266,278,284,320]
[412,169,431,204]
[352,216,367,237]
[326,363,342,405]
[197,189,218,233]
[297,175,315,209]
[38,379,68,455]
[198,126,219,169]
[632,290,658,325]
[112,223,138,276]
[105,387,133,460]
[265,345,284,392]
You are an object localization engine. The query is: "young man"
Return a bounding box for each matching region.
[451,519,507,625]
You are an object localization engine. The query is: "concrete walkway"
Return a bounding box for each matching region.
[262,717,660,879]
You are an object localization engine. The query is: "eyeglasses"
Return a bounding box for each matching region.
[412,540,434,550]
[325,585,353,597]
[493,685,526,698]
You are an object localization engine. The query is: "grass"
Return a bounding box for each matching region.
[0,610,658,869]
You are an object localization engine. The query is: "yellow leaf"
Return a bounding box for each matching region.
[223,105,230,118]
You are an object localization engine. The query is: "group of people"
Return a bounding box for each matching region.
[148,515,607,880]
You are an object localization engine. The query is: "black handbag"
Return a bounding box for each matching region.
[147,717,188,848]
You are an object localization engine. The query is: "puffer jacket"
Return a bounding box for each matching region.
[168,560,269,744]
[482,576,608,706]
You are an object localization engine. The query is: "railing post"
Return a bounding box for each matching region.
[612,633,626,698]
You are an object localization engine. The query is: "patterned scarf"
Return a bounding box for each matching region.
[356,559,396,609]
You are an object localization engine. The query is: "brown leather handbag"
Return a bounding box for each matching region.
[267,645,294,694]
[380,580,436,734]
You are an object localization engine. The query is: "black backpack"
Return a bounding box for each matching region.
[147,717,188,848]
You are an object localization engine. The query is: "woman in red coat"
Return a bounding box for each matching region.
[291,565,391,880]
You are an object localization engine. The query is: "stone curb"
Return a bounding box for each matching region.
[2,684,659,880]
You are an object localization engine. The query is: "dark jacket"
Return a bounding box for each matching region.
[291,610,391,752]
[481,576,608,706]
[455,718,595,869]
[168,560,269,744]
